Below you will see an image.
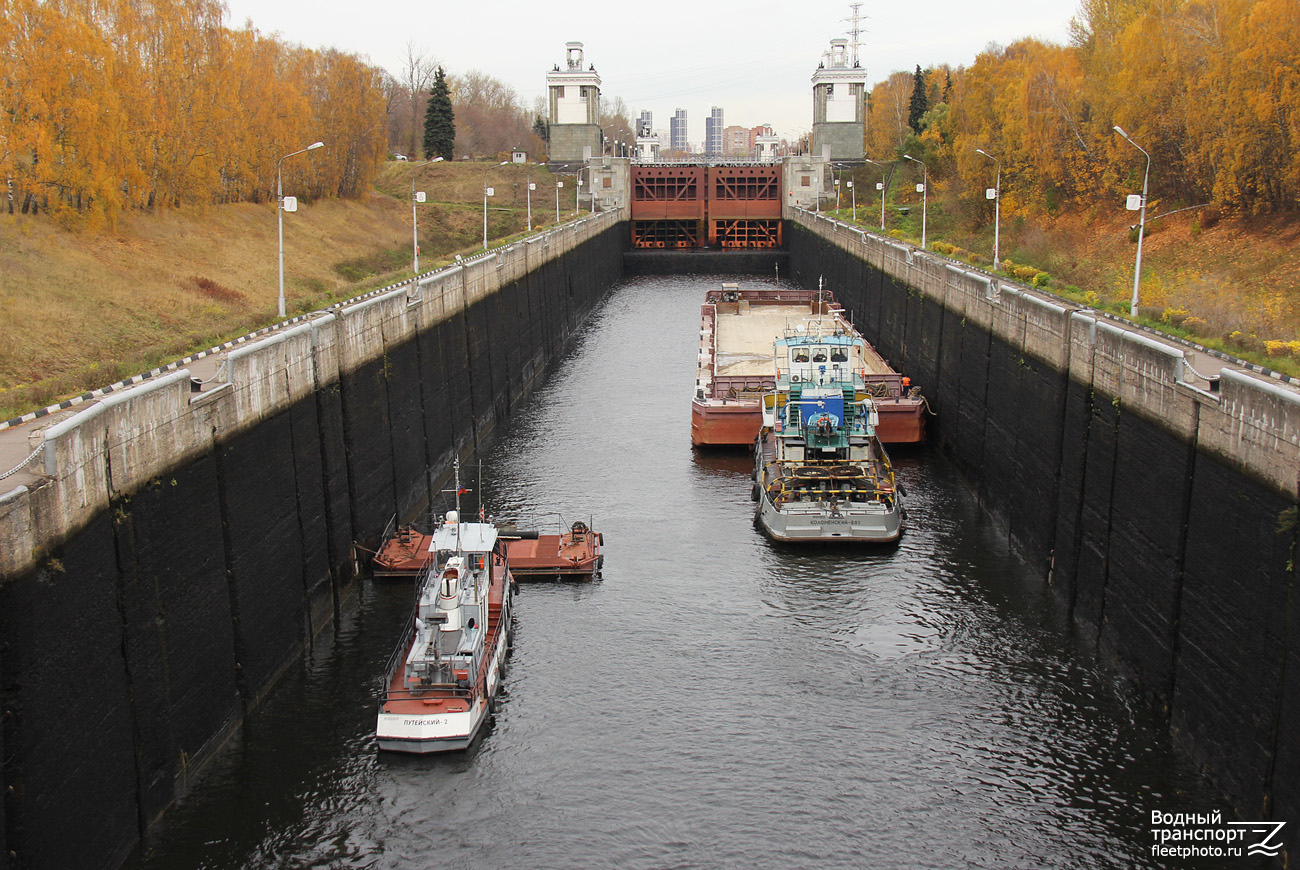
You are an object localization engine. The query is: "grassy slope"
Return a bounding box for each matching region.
[2,162,1296,419]
[832,192,1300,376]
[0,161,569,419]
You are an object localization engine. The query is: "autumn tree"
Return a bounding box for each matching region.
[0,0,388,226]
[397,43,437,158]
[867,71,914,157]
[600,95,635,153]
[424,67,455,161]
[451,70,542,159]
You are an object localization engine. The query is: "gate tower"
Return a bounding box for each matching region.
[547,42,602,169]
[811,38,866,162]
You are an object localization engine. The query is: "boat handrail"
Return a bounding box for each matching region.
[378,616,418,694]
[377,682,475,703]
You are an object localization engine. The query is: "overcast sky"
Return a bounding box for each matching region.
[222,0,1082,143]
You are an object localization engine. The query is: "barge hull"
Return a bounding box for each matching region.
[691,400,764,447]
[693,400,925,446]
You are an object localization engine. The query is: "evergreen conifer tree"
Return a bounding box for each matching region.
[907,65,928,133]
[423,67,455,160]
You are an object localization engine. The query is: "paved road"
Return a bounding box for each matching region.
[2,331,258,493]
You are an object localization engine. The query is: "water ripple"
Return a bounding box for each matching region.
[124,275,1246,870]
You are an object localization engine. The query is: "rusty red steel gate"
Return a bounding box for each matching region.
[630,165,782,249]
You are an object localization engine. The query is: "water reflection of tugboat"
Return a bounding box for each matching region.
[753,296,904,543]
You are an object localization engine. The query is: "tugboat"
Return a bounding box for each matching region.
[375,471,515,752]
[753,295,904,543]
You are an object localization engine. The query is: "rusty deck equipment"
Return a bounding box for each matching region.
[373,522,433,579]
[504,521,603,579]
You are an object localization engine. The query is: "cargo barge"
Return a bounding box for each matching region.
[691,283,925,447]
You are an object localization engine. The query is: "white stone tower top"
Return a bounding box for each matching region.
[811,36,865,125]
[547,41,601,126]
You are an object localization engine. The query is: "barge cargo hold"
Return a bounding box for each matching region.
[691,283,925,447]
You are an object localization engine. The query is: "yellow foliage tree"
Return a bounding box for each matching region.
[0,0,388,227]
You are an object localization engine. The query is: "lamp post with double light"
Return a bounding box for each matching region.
[1113,125,1150,318]
[864,158,887,231]
[483,160,508,250]
[277,141,324,318]
[411,157,444,275]
[902,153,927,248]
[526,174,535,229]
[974,148,1001,268]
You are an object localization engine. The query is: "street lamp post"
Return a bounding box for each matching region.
[974,148,1001,268]
[903,153,927,249]
[556,180,563,221]
[865,158,886,231]
[847,180,855,222]
[277,141,324,318]
[576,176,582,215]
[410,157,444,275]
[483,161,508,250]
[1114,125,1151,318]
[526,176,535,229]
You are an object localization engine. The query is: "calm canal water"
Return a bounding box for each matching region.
[125,275,1252,869]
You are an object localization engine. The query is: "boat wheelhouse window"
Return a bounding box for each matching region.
[469,554,484,570]
[830,348,848,362]
[793,346,809,362]
[812,347,828,362]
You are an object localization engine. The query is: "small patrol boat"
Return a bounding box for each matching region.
[753,288,904,543]
[375,477,515,753]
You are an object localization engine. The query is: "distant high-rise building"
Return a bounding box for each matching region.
[635,110,660,161]
[723,125,750,158]
[704,107,724,157]
[670,109,688,154]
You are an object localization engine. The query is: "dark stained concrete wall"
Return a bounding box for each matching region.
[788,216,1300,857]
[0,214,625,870]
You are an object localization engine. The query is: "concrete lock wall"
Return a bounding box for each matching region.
[0,210,625,870]
[787,211,1300,846]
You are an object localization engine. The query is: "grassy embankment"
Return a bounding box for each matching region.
[826,173,1300,379]
[3,160,1297,422]
[0,161,577,421]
